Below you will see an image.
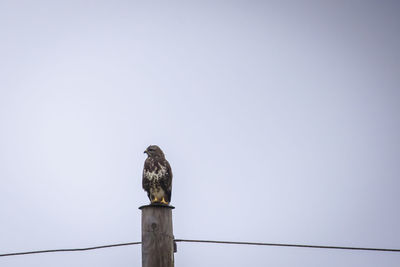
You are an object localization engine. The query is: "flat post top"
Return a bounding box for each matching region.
[139,203,175,210]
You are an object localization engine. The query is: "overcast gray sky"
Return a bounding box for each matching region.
[1,1,399,266]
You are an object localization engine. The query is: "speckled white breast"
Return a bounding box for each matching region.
[145,164,167,181]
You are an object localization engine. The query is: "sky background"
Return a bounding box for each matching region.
[1,1,400,266]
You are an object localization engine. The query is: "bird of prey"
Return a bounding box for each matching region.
[142,145,172,205]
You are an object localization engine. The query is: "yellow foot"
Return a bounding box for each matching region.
[161,197,169,205]
[151,197,159,203]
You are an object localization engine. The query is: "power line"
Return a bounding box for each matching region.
[0,242,141,257]
[175,239,400,253]
[1,239,400,258]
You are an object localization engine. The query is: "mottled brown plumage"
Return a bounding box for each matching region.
[142,145,172,204]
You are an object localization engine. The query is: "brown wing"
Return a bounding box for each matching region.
[160,159,173,202]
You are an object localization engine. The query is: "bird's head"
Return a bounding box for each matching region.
[144,145,165,158]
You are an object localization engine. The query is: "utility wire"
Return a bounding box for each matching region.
[175,239,400,253]
[0,242,141,257]
[1,239,400,257]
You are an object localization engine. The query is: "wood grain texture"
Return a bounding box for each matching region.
[140,204,175,267]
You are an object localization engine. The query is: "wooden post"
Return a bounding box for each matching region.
[139,203,175,267]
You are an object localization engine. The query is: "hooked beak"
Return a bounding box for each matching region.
[144,150,148,154]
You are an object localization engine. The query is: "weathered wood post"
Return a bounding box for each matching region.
[139,203,175,267]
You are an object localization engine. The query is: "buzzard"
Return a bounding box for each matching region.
[142,145,172,205]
